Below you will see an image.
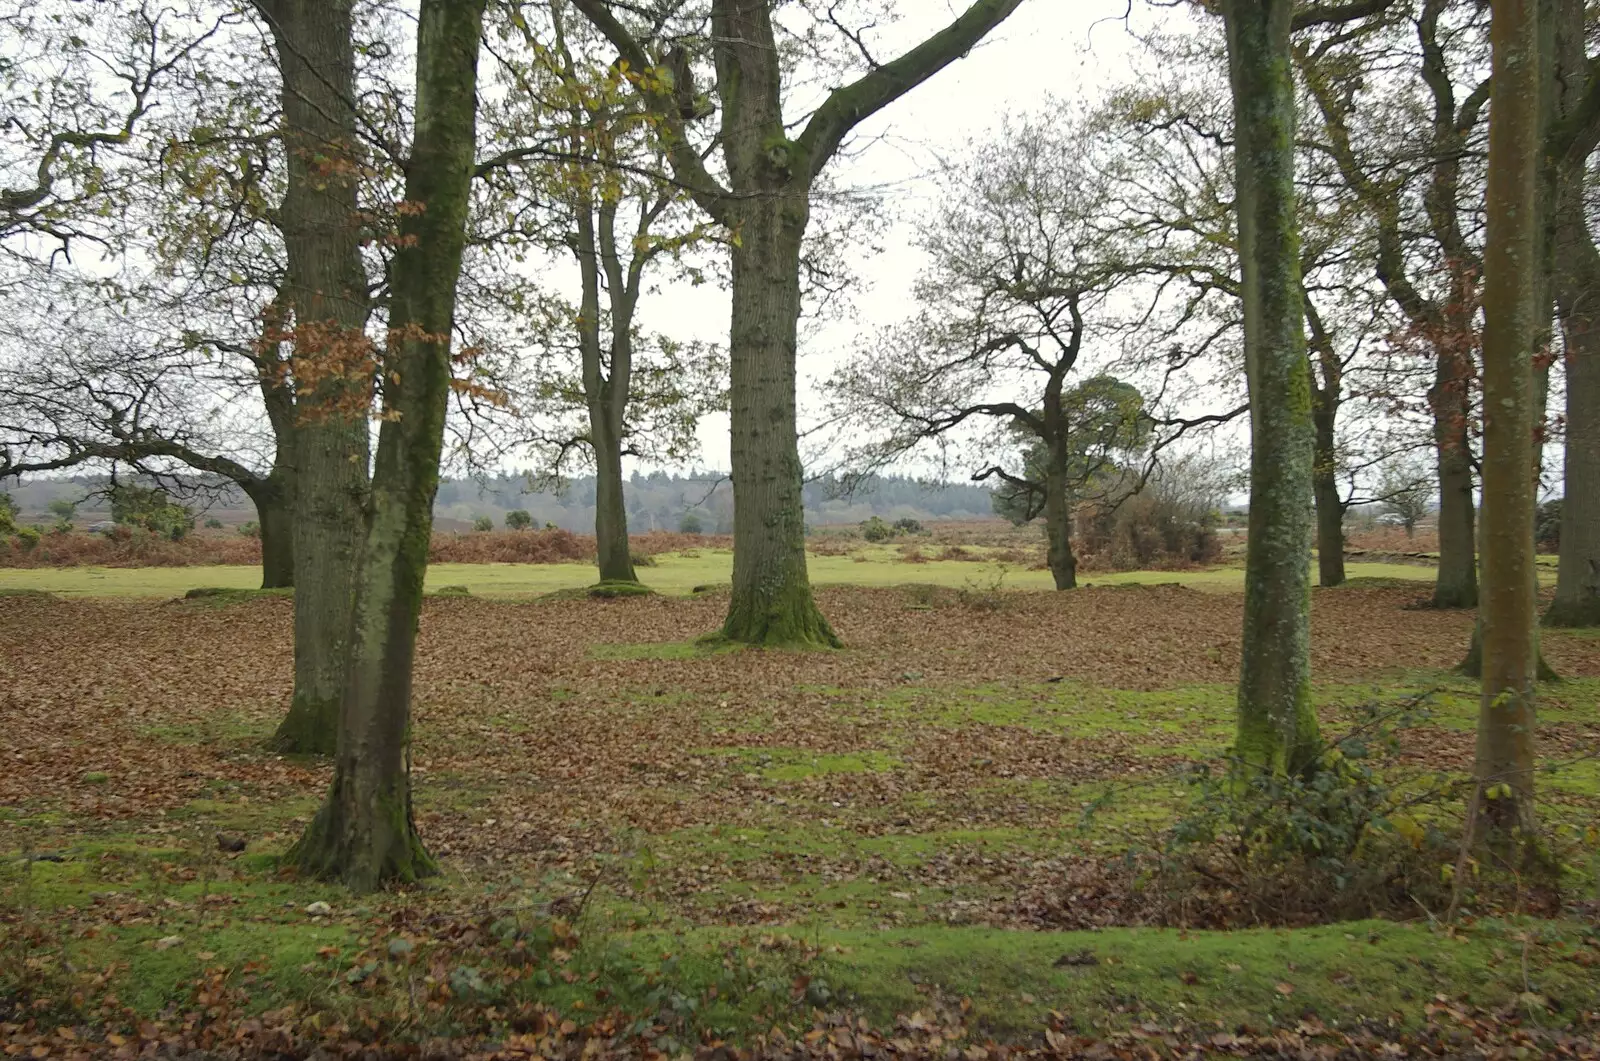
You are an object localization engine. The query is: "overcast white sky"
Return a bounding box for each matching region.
[640,1,1173,472]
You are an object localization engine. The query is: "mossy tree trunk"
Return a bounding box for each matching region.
[256,0,371,756]
[287,0,485,892]
[1473,0,1542,838]
[1223,0,1321,777]
[1431,368,1479,608]
[572,0,1021,646]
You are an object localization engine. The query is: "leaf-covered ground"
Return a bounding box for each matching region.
[2,582,1599,1055]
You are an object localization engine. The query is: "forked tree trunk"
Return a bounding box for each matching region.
[287,0,485,891]
[720,194,838,646]
[590,404,636,583]
[1432,367,1479,608]
[1473,0,1541,839]
[248,474,295,590]
[257,0,371,756]
[1223,0,1321,777]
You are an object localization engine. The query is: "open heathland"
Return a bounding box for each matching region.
[2,579,1599,1055]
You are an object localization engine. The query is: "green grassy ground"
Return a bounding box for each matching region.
[0,549,1465,597]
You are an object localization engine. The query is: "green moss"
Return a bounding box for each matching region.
[588,639,745,661]
[698,747,901,782]
[183,586,295,603]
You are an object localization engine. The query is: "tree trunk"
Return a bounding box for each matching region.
[287,0,485,892]
[1473,0,1541,838]
[249,474,295,590]
[1312,403,1345,587]
[1043,468,1077,591]
[590,407,636,584]
[1223,0,1321,777]
[1547,137,1600,626]
[257,0,371,756]
[1431,365,1479,607]
[719,193,838,646]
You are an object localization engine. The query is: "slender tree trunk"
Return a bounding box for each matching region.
[1223,0,1321,777]
[258,0,371,756]
[1431,362,1479,607]
[719,194,838,646]
[248,474,295,590]
[590,405,636,583]
[288,0,485,891]
[1474,0,1541,838]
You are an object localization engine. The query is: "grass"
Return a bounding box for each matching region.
[3,578,1597,1048]
[0,552,1483,598]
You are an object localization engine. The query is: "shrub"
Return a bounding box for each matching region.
[472,515,495,533]
[1078,491,1221,570]
[203,517,225,530]
[893,517,925,535]
[12,526,41,551]
[48,499,77,532]
[860,516,893,543]
[1536,498,1561,553]
[238,521,260,538]
[0,492,16,535]
[1146,697,1459,926]
[677,512,704,534]
[505,509,532,531]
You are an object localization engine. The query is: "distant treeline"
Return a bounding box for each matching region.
[5,472,998,534]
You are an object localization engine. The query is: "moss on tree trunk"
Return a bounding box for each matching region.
[1223,0,1321,778]
[248,474,295,590]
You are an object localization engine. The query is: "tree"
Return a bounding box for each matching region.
[1377,454,1434,537]
[1471,0,1543,840]
[1221,0,1322,777]
[572,0,1024,646]
[505,508,532,530]
[478,1,723,587]
[1296,3,1489,608]
[830,112,1156,591]
[286,0,487,891]
[1544,0,1600,627]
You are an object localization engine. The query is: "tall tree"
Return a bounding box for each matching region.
[1297,2,1489,609]
[572,0,1023,646]
[287,0,486,890]
[1473,0,1542,836]
[1544,0,1600,628]
[1222,0,1321,775]
[251,0,376,756]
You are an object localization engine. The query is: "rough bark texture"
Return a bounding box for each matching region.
[1431,365,1479,608]
[287,0,484,891]
[258,0,371,756]
[1474,0,1541,837]
[1224,0,1322,777]
[1546,0,1600,627]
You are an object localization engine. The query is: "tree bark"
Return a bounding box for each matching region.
[1042,369,1077,591]
[719,192,839,645]
[257,0,371,756]
[1431,369,1479,607]
[591,408,636,583]
[1474,0,1541,838]
[248,473,295,590]
[287,0,485,891]
[1223,0,1322,777]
